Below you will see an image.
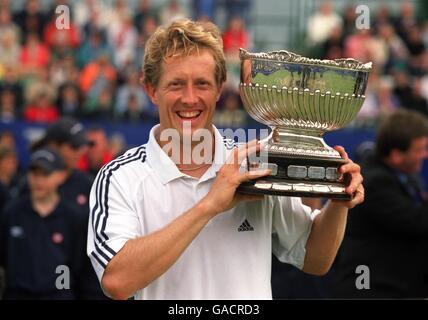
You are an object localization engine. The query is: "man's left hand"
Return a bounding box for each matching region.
[333,145,364,209]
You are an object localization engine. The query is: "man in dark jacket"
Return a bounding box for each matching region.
[333,109,428,298]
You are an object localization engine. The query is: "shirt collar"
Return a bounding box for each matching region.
[146,124,231,185]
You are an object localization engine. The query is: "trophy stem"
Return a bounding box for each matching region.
[269,127,341,159]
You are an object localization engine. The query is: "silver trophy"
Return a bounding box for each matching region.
[238,49,372,199]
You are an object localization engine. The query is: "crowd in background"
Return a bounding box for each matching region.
[0,0,428,299]
[307,1,428,125]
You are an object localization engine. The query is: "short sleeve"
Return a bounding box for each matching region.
[271,196,319,270]
[87,166,141,283]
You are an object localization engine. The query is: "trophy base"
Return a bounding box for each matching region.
[237,153,351,200]
[237,179,351,200]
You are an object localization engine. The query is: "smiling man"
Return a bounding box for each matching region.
[87,19,364,300]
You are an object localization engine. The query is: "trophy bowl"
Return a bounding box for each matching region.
[238,48,372,199]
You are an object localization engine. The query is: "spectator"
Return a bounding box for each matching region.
[321,25,344,60]
[13,0,48,38]
[82,83,114,121]
[332,110,428,298]
[0,147,87,299]
[79,51,116,95]
[77,126,113,180]
[214,90,248,128]
[23,84,59,124]
[344,29,377,63]
[0,8,21,65]
[307,1,342,46]
[134,0,158,33]
[192,0,217,22]
[0,146,18,211]
[43,8,80,58]
[160,0,188,25]
[0,66,23,108]
[57,82,81,117]
[77,29,112,69]
[222,16,249,62]
[19,32,51,77]
[0,89,18,123]
[107,13,138,70]
[394,1,418,45]
[0,130,15,150]
[221,0,252,26]
[115,70,149,118]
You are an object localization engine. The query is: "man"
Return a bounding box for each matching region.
[0,148,86,299]
[32,117,92,218]
[77,126,113,182]
[87,19,363,300]
[333,110,428,298]
[31,118,107,299]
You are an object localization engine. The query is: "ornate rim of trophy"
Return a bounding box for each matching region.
[237,48,372,199]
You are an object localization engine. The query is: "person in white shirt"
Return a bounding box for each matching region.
[87,19,364,300]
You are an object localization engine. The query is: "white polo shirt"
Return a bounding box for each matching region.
[87,125,319,300]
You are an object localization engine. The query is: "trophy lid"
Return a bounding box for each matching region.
[239,48,372,72]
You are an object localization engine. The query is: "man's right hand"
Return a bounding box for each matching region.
[202,139,271,216]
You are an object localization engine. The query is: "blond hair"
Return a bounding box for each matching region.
[142,19,226,88]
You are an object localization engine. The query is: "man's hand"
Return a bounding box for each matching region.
[333,145,364,209]
[202,139,271,215]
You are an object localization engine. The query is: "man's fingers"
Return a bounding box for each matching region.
[226,139,263,167]
[345,173,363,194]
[334,145,349,160]
[339,162,360,174]
[239,169,271,183]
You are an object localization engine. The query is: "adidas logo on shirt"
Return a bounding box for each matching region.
[238,219,254,232]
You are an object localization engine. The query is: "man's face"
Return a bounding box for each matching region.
[397,136,428,174]
[57,143,86,170]
[145,50,223,139]
[28,170,64,200]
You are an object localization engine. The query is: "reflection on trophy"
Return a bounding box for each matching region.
[238,49,372,199]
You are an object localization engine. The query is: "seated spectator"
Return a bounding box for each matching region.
[0,148,87,299]
[0,130,15,150]
[82,84,114,121]
[0,89,18,123]
[214,90,248,128]
[222,16,249,62]
[115,70,149,118]
[107,13,138,71]
[79,51,116,94]
[23,85,59,124]
[160,0,188,25]
[49,52,79,89]
[0,9,21,69]
[77,29,112,69]
[19,32,51,77]
[307,1,342,46]
[344,29,377,63]
[0,66,23,108]
[43,8,80,52]
[134,0,158,33]
[57,83,81,117]
[13,0,48,38]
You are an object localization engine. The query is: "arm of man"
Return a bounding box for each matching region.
[93,140,269,300]
[302,146,364,276]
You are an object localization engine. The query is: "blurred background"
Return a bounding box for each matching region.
[1,0,428,299]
